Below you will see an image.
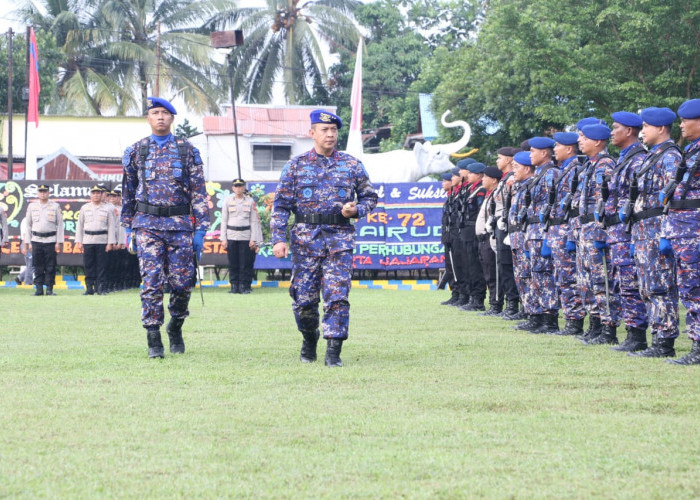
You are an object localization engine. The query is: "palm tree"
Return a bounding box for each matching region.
[16,0,237,115]
[208,0,361,104]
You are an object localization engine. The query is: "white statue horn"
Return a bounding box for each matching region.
[435,110,471,154]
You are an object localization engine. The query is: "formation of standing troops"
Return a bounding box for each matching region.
[441,99,700,366]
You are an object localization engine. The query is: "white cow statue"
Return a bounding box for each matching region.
[345,110,471,183]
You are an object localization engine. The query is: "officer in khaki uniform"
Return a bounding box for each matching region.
[106,186,128,291]
[221,178,263,294]
[75,185,117,295]
[25,184,64,296]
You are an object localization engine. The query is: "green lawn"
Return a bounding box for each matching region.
[1,286,699,498]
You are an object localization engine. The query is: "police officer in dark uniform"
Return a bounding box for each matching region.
[440,171,459,304]
[477,166,502,315]
[459,162,487,311]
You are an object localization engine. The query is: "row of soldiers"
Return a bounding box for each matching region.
[22,182,140,296]
[440,98,700,366]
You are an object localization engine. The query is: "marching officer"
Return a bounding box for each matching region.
[623,107,682,358]
[605,112,649,352]
[121,97,210,358]
[271,109,377,367]
[663,98,700,364]
[25,184,64,296]
[220,178,263,294]
[75,185,118,295]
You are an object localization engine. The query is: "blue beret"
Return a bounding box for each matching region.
[581,124,611,140]
[310,109,342,129]
[451,167,461,176]
[553,132,579,145]
[483,166,503,180]
[611,111,642,128]
[147,96,177,115]
[528,137,556,149]
[641,107,676,127]
[678,99,700,119]
[468,162,486,174]
[577,117,602,130]
[513,151,532,166]
[441,172,453,181]
[457,158,476,170]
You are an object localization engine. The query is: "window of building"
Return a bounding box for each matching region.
[252,144,292,171]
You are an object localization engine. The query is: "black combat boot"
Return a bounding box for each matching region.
[531,313,559,334]
[578,315,602,343]
[45,285,55,296]
[83,282,94,296]
[553,318,584,336]
[166,317,185,354]
[240,283,252,294]
[228,282,237,294]
[628,336,675,358]
[479,303,503,316]
[611,326,647,352]
[585,324,618,345]
[453,294,470,307]
[460,297,485,312]
[97,283,107,296]
[667,340,700,365]
[502,300,520,320]
[34,285,44,296]
[325,339,344,367]
[300,329,320,363]
[441,292,459,306]
[146,327,165,358]
[515,314,543,332]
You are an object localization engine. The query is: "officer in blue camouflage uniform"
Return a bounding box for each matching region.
[621,107,682,358]
[271,110,377,367]
[541,132,586,336]
[508,152,538,332]
[663,99,700,365]
[525,137,561,333]
[604,112,649,352]
[575,123,621,345]
[121,97,210,358]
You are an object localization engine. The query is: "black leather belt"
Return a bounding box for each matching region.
[85,230,108,235]
[669,199,700,210]
[549,217,566,226]
[294,213,349,225]
[605,214,621,226]
[32,231,56,237]
[227,225,251,231]
[136,202,190,217]
[633,207,664,221]
[526,216,540,224]
[578,214,595,224]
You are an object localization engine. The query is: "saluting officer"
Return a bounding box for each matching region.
[75,185,118,295]
[221,178,263,294]
[121,97,210,358]
[663,99,700,365]
[25,184,64,296]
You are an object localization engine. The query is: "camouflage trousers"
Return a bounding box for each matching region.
[576,234,620,327]
[526,238,559,315]
[511,246,535,314]
[549,228,584,321]
[611,241,648,330]
[290,250,352,340]
[136,228,194,328]
[633,235,679,339]
[670,236,699,341]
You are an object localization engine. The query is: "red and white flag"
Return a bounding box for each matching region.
[346,38,363,155]
[27,27,41,126]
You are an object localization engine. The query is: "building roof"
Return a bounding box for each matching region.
[203,104,337,137]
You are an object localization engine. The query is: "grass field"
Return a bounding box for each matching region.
[1,286,700,498]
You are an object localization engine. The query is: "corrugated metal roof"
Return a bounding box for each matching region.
[203,104,337,137]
